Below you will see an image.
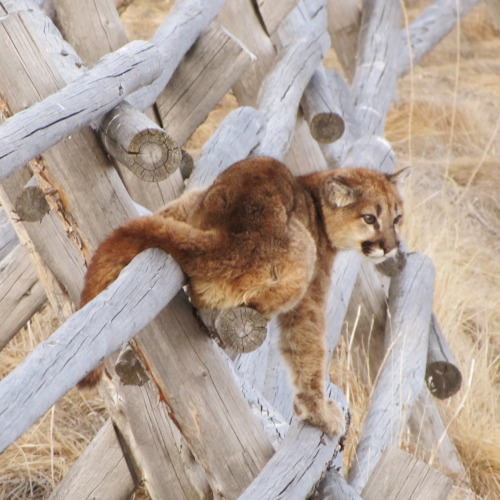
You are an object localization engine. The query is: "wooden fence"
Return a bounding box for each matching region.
[0,0,489,498]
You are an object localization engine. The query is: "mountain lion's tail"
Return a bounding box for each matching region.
[77,214,222,389]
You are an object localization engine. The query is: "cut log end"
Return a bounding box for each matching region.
[375,249,407,277]
[127,129,182,182]
[15,183,50,222]
[310,112,345,143]
[197,307,268,354]
[426,361,462,399]
[115,344,150,386]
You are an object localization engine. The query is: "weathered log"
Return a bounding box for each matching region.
[156,21,255,146]
[0,30,162,180]
[361,446,452,500]
[0,249,182,453]
[253,28,330,159]
[426,314,462,399]
[0,207,17,260]
[102,365,213,500]
[301,66,345,143]
[197,307,267,354]
[52,0,128,67]
[0,244,46,351]
[126,0,226,112]
[326,0,360,83]
[348,253,435,492]
[14,176,50,222]
[351,0,401,136]
[218,0,276,106]
[407,388,469,485]
[99,102,181,182]
[320,69,359,166]
[48,419,136,500]
[179,149,195,180]
[398,0,483,78]
[238,383,348,500]
[253,0,300,35]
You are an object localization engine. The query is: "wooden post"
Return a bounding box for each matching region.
[49,420,136,500]
[348,254,435,492]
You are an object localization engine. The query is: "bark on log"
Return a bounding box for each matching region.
[426,314,462,399]
[99,102,181,182]
[14,176,50,222]
[361,446,452,500]
[348,253,435,492]
[0,244,46,351]
[48,419,136,500]
[238,383,349,500]
[301,66,345,143]
[156,21,255,147]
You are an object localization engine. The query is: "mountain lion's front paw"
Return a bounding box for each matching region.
[293,394,346,439]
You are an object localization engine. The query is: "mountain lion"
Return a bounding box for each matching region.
[78,156,410,438]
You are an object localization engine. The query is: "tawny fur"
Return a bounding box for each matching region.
[78,156,409,438]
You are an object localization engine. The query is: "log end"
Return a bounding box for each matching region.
[115,345,150,386]
[426,361,462,399]
[310,112,345,143]
[15,186,50,222]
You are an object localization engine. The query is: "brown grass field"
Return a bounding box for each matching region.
[0,1,499,498]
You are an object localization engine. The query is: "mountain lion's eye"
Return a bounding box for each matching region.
[393,215,402,225]
[363,214,377,225]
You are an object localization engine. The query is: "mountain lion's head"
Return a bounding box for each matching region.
[320,167,411,273]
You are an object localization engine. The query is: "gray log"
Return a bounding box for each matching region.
[49,419,136,500]
[0,244,46,351]
[0,249,183,453]
[348,253,435,492]
[0,207,17,260]
[398,0,482,77]
[426,314,462,399]
[14,176,50,222]
[361,446,452,500]
[0,32,162,180]
[99,102,181,182]
[301,66,345,143]
[238,384,348,500]
[253,0,300,35]
[156,21,255,147]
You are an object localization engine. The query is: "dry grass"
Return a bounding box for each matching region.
[1,0,499,498]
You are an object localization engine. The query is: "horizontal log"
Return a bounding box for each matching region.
[397,0,482,77]
[348,253,435,492]
[0,34,162,181]
[15,176,50,222]
[0,248,184,453]
[99,101,181,182]
[301,66,345,143]
[426,313,462,399]
[0,244,46,351]
[49,419,136,500]
[239,383,348,500]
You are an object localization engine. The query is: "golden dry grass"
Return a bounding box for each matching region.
[1,1,499,499]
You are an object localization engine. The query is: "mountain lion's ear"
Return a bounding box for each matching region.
[388,167,411,197]
[323,176,361,207]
